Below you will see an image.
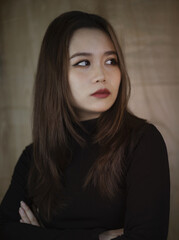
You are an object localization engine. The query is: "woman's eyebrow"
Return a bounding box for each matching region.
[104,50,117,56]
[70,50,117,59]
[70,52,92,59]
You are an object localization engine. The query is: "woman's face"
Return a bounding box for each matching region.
[68,28,121,121]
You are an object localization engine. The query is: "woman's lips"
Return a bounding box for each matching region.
[91,88,111,98]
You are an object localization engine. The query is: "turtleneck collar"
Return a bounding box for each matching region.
[80,117,99,134]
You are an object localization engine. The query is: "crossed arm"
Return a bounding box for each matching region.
[19,201,123,240]
[1,124,170,240]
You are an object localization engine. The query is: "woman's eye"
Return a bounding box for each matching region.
[74,60,90,67]
[106,58,118,65]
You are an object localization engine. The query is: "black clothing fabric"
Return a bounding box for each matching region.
[0,117,170,240]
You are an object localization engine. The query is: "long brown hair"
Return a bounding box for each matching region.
[28,11,139,222]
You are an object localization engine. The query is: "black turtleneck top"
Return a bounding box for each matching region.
[0,116,170,240]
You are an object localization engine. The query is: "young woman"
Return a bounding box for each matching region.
[0,11,170,240]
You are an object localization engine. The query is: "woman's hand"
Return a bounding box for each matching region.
[99,228,124,240]
[19,201,40,227]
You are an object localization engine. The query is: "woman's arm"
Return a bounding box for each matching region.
[0,145,104,240]
[112,124,170,240]
[18,201,124,240]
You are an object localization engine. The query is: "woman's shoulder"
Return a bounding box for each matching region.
[125,111,167,156]
[13,143,34,174]
[25,143,33,155]
[20,143,33,162]
[124,113,169,187]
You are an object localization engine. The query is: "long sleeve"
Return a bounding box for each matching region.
[0,122,170,240]
[0,145,103,240]
[113,124,170,240]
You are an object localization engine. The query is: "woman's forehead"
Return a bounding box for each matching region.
[69,28,115,55]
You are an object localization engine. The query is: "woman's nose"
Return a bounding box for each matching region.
[92,65,106,83]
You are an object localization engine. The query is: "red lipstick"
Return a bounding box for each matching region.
[91,88,110,98]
